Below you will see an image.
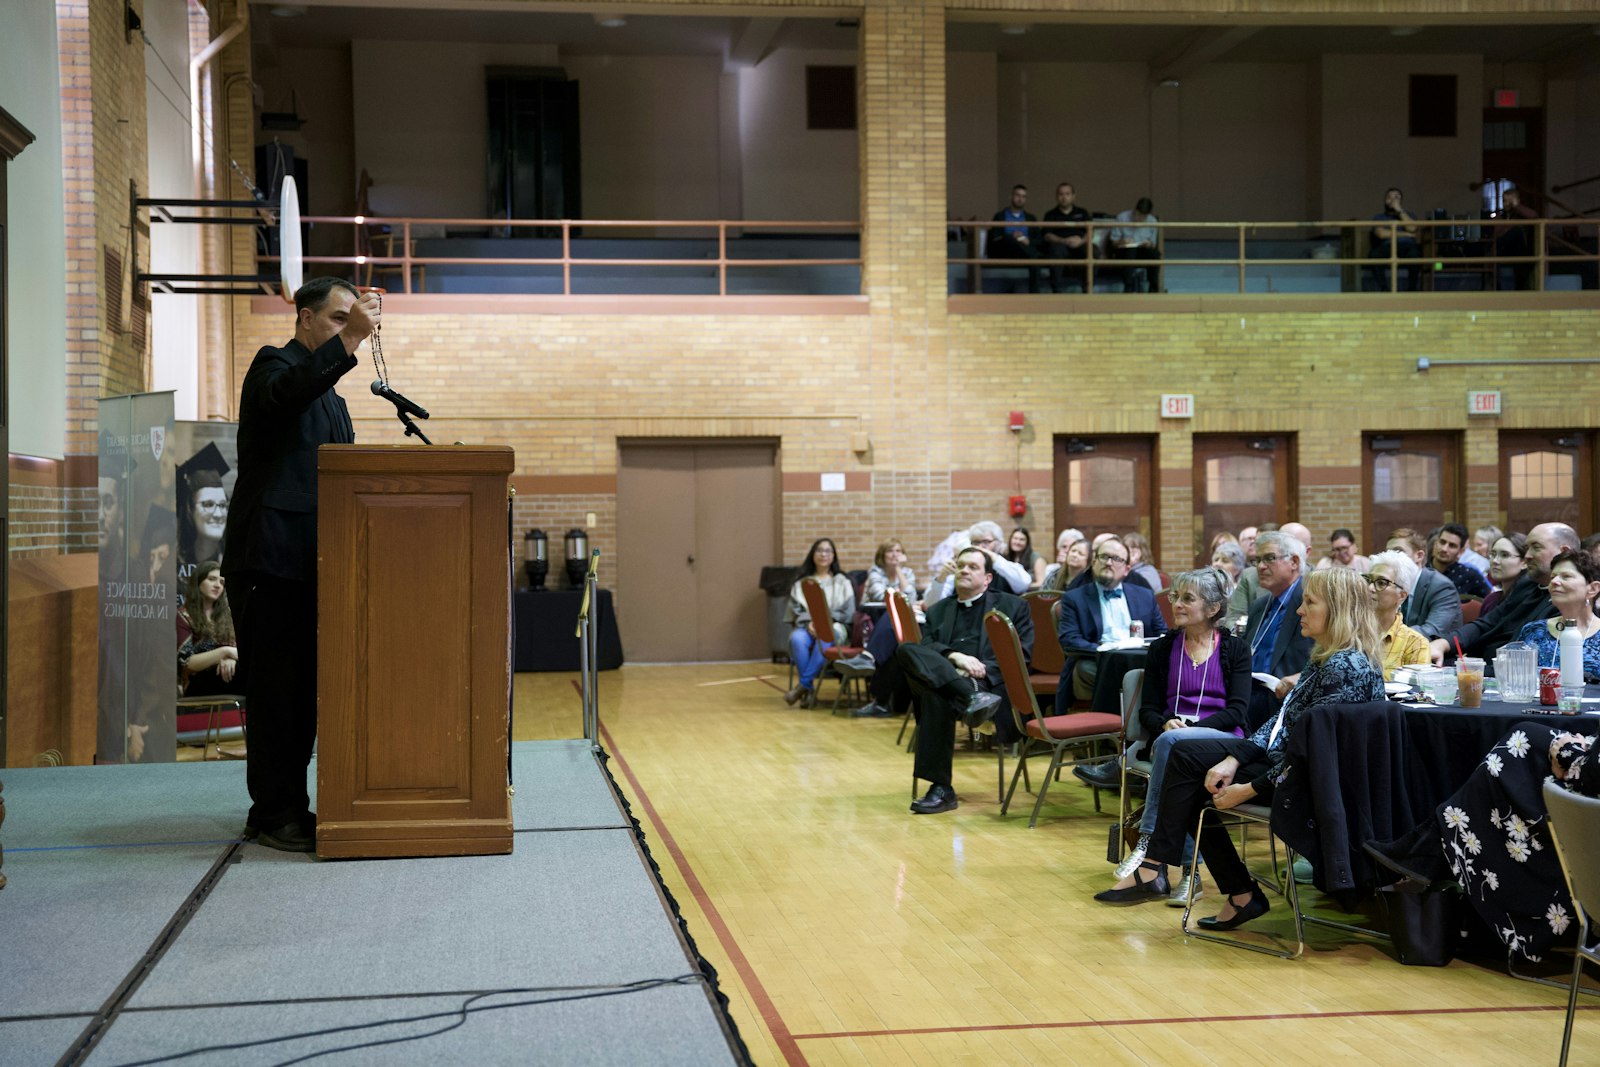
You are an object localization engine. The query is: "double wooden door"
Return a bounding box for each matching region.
[616,440,780,662]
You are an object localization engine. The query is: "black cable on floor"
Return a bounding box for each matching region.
[53,840,245,1067]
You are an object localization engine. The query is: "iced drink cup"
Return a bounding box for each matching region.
[1457,657,1486,708]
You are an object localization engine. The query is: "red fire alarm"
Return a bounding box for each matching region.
[1009,494,1027,518]
[1009,411,1025,432]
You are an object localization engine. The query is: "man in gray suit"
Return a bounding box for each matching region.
[1386,528,1463,640]
[1240,530,1317,727]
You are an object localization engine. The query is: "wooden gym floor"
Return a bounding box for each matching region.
[514,663,1592,1067]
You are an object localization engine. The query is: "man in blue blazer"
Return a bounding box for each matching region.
[1239,530,1317,727]
[1057,536,1167,713]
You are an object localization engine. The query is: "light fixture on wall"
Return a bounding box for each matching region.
[594,13,627,29]
[269,4,308,17]
[999,24,1030,36]
[1389,26,1422,38]
[1158,77,1181,89]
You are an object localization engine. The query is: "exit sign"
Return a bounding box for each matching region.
[1161,394,1194,419]
[1468,390,1503,416]
[1493,89,1520,108]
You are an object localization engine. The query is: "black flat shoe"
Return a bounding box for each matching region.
[1095,861,1170,905]
[1197,884,1270,930]
[910,785,958,814]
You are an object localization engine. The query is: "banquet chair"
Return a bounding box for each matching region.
[1114,669,1149,863]
[176,694,247,760]
[887,590,922,748]
[1022,591,1063,704]
[799,577,868,713]
[1460,598,1482,624]
[986,610,1122,827]
[1543,780,1600,1067]
[1180,801,1308,959]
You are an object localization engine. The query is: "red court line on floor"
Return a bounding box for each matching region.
[598,716,809,1067]
[791,1001,1596,1041]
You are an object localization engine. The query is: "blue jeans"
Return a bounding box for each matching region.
[789,625,830,688]
[1139,725,1237,865]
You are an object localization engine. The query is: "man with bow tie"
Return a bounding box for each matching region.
[1057,536,1167,708]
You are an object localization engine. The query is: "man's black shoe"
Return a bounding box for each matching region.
[959,691,1003,728]
[833,653,876,677]
[910,784,958,814]
[255,821,316,853]
[851,701,894,718]
[1073,761,1121,789]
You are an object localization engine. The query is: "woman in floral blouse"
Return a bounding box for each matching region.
[1122,567,1387,930]
[1367,724,1597,961]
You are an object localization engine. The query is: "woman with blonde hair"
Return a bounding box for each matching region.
[1112,568,1385,927]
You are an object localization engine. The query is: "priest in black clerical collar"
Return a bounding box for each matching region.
[894,547,1033,815]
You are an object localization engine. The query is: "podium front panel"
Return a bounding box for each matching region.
[316,445,514,858]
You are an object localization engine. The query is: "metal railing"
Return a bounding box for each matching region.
[950,217,1600,294]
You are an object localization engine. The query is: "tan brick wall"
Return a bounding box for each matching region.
[9,483,96,557]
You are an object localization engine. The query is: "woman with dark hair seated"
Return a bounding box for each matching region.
[1514,548,1600,681]
[177,561,239,696]
[1479,531,1527,617]
[784,538,856,709]
[1124,568,1386,928]
[1004,526,1048,589]
[1092,567,1252,907]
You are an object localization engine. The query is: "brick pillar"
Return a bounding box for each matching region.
[859,1,949,551]
[56,0,98,453]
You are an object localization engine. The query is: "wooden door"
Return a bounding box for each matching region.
[1363,432,1462,554]
[1052,435,1157,552]
[1482,107,1544,212]
[1191,434,1296,567]
[617,440,779,662]
[1498,429,1595,536]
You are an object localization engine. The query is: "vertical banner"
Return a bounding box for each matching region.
[97,393,177,764]
[170,421,239,606]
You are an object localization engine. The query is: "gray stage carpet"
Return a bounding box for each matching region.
[0,741,748,1066]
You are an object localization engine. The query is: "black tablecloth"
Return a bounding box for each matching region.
[514,588,624,672]
[1090,647,1150,715]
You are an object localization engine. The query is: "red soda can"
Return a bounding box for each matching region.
[1540,666,1561,706]
[1130,620,1144,640]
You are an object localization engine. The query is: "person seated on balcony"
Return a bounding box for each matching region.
[1057,536,1168,706]
[1427,522,1575,667]
[1431,522,1492,600]
[1004,526,1049,589]
[1108,197,1160,293]
[1315,528,1369,572]
[1041,181,1092,293]
[1368,187,1422,291]
[1386,527,1462,640]
[1493,185,1540,291]
[783,538,855,709]
[1364,550,1432,680]
[988,184,1044,293]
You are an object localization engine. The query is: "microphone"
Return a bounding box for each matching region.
[371,380,429,420]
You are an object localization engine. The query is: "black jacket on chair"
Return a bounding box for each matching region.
[221,335,358,582]
[920,586,1033,688]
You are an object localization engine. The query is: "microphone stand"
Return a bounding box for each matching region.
[395,408,433,444]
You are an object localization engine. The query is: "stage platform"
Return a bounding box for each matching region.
[0,741,750,1066]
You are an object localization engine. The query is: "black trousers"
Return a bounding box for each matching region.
[1111,244,1160,291]
[988,235,1045,293]
[1043,242,1087,292]
[865,623,912,715]
[896,643,1001,790]
[1147,736,1270,897]
[231,574,318,833]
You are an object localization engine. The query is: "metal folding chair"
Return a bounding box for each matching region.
[1543,780,1600,1066]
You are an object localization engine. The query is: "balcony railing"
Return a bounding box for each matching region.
[948,217,1600,296]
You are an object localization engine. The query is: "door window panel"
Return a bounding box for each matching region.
[1069,456,1135,507]
[1508,451,1574,500]
[1373,453,1441,503]
[1204,455,1274,506]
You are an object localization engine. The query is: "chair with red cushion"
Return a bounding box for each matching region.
[1023,591,1063,704]
[887,590,923,748]
[985,609,1122,828]
[800,577,867,712]
[1461,598,1482,624]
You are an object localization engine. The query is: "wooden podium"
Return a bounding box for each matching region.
[315,445,514,858]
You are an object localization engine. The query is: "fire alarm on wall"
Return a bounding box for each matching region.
[1009,411,1025,432]
[1009,494,1027,518]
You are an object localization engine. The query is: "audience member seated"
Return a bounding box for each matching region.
[863,537,917,605]
[1057,536,1168,710]
[1480,531,1527,616]
[1427,522,1575,667]
[1492,185,1539,291]
[1108,197,1160,292]
[1386,527,1463,639]
[988,183,1044,293]
[1136,568,1386,928]
[1363,550,1432,680]
[1211,541,1246,583]
[1465,524,1500,576]
[1226,525,1265,626]
[925,521,1031,605]
[1004,526,1048,589]
[839,538,919,718]
[1583,532,1600,569]
[1040,528,1087,591]
[1514,548,1600,681]
[1240,530,1317,723]
[1087,568,1251,907]
[177,561,239,697]
[1316,528,1369,572]
[898,548,1033,814]
[1367,724,1597,962]
[1041,181,1091,293]
[783,538,856,709]
[1064,534,1156,595]
[1123,532,1163,591]
[1369,186,1422,291]
[1431,522,1491,600]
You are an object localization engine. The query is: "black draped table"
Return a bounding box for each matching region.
[1089,645,1152,715]
[513,588,625,672]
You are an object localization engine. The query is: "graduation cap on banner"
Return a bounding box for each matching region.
[177,442,230,493]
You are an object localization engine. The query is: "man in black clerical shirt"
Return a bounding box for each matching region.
[1042,181,1092,293]
[895,548,1033,814]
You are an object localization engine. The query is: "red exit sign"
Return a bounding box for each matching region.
[1161,394,1194,419]
[1493,89,1520,108]
[1468,390,1503,416]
